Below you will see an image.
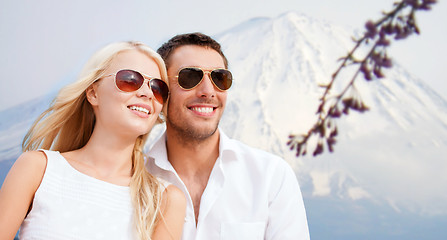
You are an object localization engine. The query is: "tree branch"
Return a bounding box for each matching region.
[287,0,437,157]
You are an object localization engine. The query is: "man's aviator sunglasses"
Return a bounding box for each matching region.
[172,67,233,91]
[100,69,169,104]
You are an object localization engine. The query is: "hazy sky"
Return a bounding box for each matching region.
[0,0,445,111]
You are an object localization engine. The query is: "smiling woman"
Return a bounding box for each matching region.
[0,41,186,240]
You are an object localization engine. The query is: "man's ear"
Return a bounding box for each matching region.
[86,83,99,106]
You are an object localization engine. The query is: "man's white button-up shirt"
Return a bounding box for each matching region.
[146,130,310,240]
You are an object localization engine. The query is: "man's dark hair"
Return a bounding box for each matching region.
[157,32,228,70]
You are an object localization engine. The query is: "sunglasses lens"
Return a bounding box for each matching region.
[178,68,204,89]
[115,70,144,92]
[211,69,232,90]
[150,79,169,104]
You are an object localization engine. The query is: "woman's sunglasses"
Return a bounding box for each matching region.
[102,69,169,104]
[173,67,233,91]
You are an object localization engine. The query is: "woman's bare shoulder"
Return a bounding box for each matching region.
[10,150,48,186]
[164,185,186,202]
[16,150,47,169]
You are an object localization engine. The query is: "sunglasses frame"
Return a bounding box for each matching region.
[101,69,169,104]
[172,67,233,91]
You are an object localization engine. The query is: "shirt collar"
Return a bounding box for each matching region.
[149,128,239,171]
[218,129,240,161]
[149,132,175,172]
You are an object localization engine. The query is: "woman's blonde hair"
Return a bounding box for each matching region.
[22,41,168,240]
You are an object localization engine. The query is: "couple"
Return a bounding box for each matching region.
[0,33,310,240]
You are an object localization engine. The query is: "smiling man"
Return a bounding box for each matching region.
[146,32,309,240]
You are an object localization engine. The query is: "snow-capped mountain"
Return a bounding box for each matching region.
[216,12,447,238]
[1,11,446,239]
[217,11,447,216]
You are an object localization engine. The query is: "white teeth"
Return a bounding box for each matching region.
[129,106,149,114]
[191,107,213,113]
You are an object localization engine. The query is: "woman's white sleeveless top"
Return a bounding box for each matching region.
[19,149,160,239]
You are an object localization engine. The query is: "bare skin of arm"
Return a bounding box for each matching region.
[152,185,186,240]
[0,151,47,240]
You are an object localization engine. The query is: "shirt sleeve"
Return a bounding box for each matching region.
[265,159,310,240]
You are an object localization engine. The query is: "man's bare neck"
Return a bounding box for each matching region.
[165,128,220,176]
